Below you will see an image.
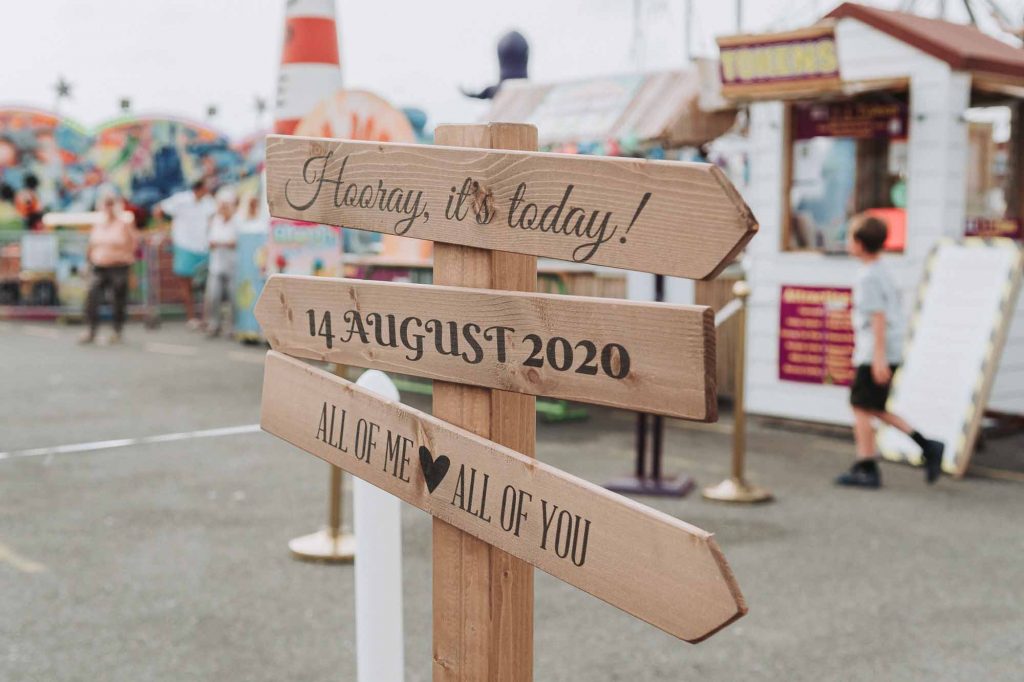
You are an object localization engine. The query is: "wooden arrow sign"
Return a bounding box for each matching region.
[265,135,757,280]
[261,351,746,642]
[255,275,716,421]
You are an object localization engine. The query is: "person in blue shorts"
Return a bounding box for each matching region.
[157,179,216,329]
[836,215,945,488]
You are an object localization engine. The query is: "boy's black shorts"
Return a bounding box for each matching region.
[850,364,898,412]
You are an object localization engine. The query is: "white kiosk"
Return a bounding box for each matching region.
[716,3,1024,431]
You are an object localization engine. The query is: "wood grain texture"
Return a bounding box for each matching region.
[264,133,757,280]
[431,123,537,682]
[255,274,717,421]
[260,350,747,643]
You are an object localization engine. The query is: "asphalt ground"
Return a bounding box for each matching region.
[2,320,1022,681]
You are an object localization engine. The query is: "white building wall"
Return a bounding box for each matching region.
[989,281,1024,415]
[743,18,972,424]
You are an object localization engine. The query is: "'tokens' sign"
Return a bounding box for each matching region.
[717,25,841,98]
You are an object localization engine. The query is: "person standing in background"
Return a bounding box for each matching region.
[238,194,263,233]
[156,179,215,330]
[80,187,137,344]
[204,187,239,338]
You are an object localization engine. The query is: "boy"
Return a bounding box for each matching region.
[837,215,944,488]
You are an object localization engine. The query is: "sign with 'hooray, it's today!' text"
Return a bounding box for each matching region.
[265,135,758,280]
[260,351,746,642]
[255,275,717,421]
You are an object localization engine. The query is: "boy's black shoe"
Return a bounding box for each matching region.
[835,460,881,489]
[921,440,945,484]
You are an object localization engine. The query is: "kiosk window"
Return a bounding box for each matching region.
[785,97,908,253]
[964,103,1022,239]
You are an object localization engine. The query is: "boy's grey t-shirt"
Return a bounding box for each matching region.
[852,260,903,366]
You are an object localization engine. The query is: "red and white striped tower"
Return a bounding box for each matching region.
[274,0,343,135]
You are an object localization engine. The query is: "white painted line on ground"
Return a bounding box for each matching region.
[0,540,48,573]
[0,424,262,460]
[23,325,61,339]
[227,350,266,365]
[144,342,199,356]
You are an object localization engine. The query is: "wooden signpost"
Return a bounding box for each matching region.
[255,275,717,421]
[265,134,757,280]
[262,350,745,642]
[260,122,756,680]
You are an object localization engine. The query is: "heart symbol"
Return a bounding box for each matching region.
[419,445,451,494]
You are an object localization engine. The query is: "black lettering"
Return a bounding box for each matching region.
[399,316,425,361]
[367,312,398,348]
[540,499,557,550]
[284,152,332,210]
[450,464,467,510]
[316,402,328,442]
[393,190,429,235]
[499,485,517,532]
[538,185,573,233]
[483,325,515,363]
[575,340,599,375]
[358,185,374,208]
[515,490,531,537]
[425,319,459,357]
[461,323,483,364]
[508,183,528,228]
[601,343,631,379]
[546,336,573,371]
[523,334,544,368]
[338,310,369,344]
[571,211,617,263]
[555,509,573,558]
[570,516,591,567]
[384,431,412,482]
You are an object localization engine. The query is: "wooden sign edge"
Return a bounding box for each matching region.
[705,165,758,281]
[259,350,747,641]
[264,134,758,281]
[255,273,718,422]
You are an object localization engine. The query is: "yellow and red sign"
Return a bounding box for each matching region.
[717,25,840,98]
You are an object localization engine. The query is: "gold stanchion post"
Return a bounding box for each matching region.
[288,366,357,562]
[703,281,773,503]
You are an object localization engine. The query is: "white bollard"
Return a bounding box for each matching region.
[353,370,404,682]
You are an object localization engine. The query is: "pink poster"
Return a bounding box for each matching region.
[778,285,854,386]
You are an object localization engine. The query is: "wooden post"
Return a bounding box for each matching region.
[431,123,538,681]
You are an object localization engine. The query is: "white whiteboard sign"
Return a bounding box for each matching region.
[878,239,1023,476]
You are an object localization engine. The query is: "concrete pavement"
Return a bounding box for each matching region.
[2,320,1022,681]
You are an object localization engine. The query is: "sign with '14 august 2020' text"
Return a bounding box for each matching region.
[264,135,758,280]
[255,275,717,421]
[260,351,746,642]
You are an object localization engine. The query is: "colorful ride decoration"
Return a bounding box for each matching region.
[91,116,243,212]
[0,107,98,225]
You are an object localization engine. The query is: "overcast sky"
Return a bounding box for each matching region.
[3,0,1017,137]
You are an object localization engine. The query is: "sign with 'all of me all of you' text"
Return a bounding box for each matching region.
[265,135,758,280]
[260,351,746,642]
